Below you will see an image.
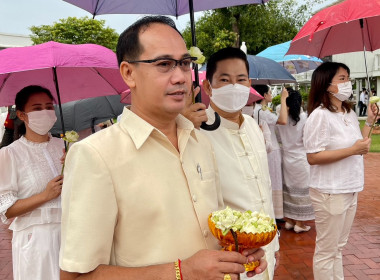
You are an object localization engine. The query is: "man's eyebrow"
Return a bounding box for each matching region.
[218,73,248,77]
[152,53,192,60]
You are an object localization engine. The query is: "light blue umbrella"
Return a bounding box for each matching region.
[257,41,322,74]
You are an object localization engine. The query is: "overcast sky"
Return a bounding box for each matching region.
[0,0,335,36]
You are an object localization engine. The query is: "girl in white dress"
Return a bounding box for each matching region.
[304,62,377,279]
[277,89,314,233]
[0,85,64,280]
[253,85,288,219]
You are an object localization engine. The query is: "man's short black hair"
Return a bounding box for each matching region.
[206,47,250,83]
[116,16,182,66]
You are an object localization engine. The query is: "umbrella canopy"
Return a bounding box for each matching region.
[0,41,128,107]
[63,0,270,17]
[200,57,296,85]
[286,0,380,58]
[51,95,124,134]
[247,55,296,85]
[257,41,322,74]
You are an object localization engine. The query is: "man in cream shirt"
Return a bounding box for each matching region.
[60,17,266,280]
[183,48,280,280]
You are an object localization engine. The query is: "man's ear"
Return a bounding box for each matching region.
[203,79,212,97]
[120,62,136,89]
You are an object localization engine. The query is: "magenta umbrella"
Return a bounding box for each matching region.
[286,0,380,89]
[64,0,270,130]
[0,41,128,132]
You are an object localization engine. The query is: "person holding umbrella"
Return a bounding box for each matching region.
[59,16,266,280]
[183,47,280,280]
[303,62,377,280]
[0,85,64,280]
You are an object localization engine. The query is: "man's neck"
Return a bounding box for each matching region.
[130,105,179,151]
[210,103,243,126]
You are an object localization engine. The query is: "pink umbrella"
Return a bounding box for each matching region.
[286,0,380,88]
[0,41,127,106]
[0,41,127,133]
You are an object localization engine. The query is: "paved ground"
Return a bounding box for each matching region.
[1,153,379,279]
[274,153,380,280]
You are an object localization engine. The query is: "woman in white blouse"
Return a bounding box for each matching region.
[0,85,64,280]
[303,62,376,280]
[253,85,288,219]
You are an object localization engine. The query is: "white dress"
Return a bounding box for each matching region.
[277,112,314,221]
[0,135,63,280]
[203,107,279,280]
[253,104,283,218]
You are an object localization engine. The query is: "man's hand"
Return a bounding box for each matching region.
[181,86,208,129]
[181,249,247,280]
[241,248,267,277]
[274,251,280,271]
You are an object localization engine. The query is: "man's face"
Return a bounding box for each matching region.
[209,58,250,90]
[120,23,192,120]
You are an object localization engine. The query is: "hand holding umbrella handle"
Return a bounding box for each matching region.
[192,82,221,131]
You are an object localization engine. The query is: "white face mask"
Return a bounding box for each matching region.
[210,83,250,113]
[331,81,352,101]
[26,110,57,135]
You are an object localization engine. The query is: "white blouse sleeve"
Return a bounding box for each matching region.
[261,121,273,153]
[0,148,18,224]
[303,108,330,153]
[261,110,278,126]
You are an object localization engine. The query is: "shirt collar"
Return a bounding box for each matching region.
[119,107,198,150]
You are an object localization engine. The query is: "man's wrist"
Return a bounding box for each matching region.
[365,120,374,127]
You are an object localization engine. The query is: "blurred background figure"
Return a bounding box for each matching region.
[277,89,314,233]
[253,85,288,220]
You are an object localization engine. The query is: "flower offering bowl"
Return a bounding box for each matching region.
[208,214,277,271]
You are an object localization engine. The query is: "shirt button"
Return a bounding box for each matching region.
[192,195,197,202]
[203,230,209,237]
[245,152,249,156]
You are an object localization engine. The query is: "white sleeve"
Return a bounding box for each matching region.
[303,109,330,153]
[0,147,18,224]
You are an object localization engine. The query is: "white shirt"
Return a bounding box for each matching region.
[202,107,279,280]
[253,104,280,150]
[0,135,63,231]
[303,107,364,194]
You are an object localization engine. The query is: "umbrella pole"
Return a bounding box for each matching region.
[53,67,67,150]
[360,19,371,94]
[188,0,220,131]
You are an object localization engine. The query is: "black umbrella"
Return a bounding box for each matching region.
[51,95,124,135]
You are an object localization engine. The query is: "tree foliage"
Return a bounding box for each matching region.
[30,17,119,51]
[183,0,326,59]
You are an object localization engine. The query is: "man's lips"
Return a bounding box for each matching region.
[167,90,186,96]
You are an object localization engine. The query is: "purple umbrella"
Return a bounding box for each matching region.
[64,0,271,130]
[0,41,128,133]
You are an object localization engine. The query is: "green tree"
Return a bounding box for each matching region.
[183,0,326,59]
[30,17,119,51]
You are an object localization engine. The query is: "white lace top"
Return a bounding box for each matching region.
[0,135,63,231]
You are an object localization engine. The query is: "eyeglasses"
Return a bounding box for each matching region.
[127,57,197,73]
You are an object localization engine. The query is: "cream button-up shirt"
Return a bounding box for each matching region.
[60,108,223,273]
[202,107,279,280]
